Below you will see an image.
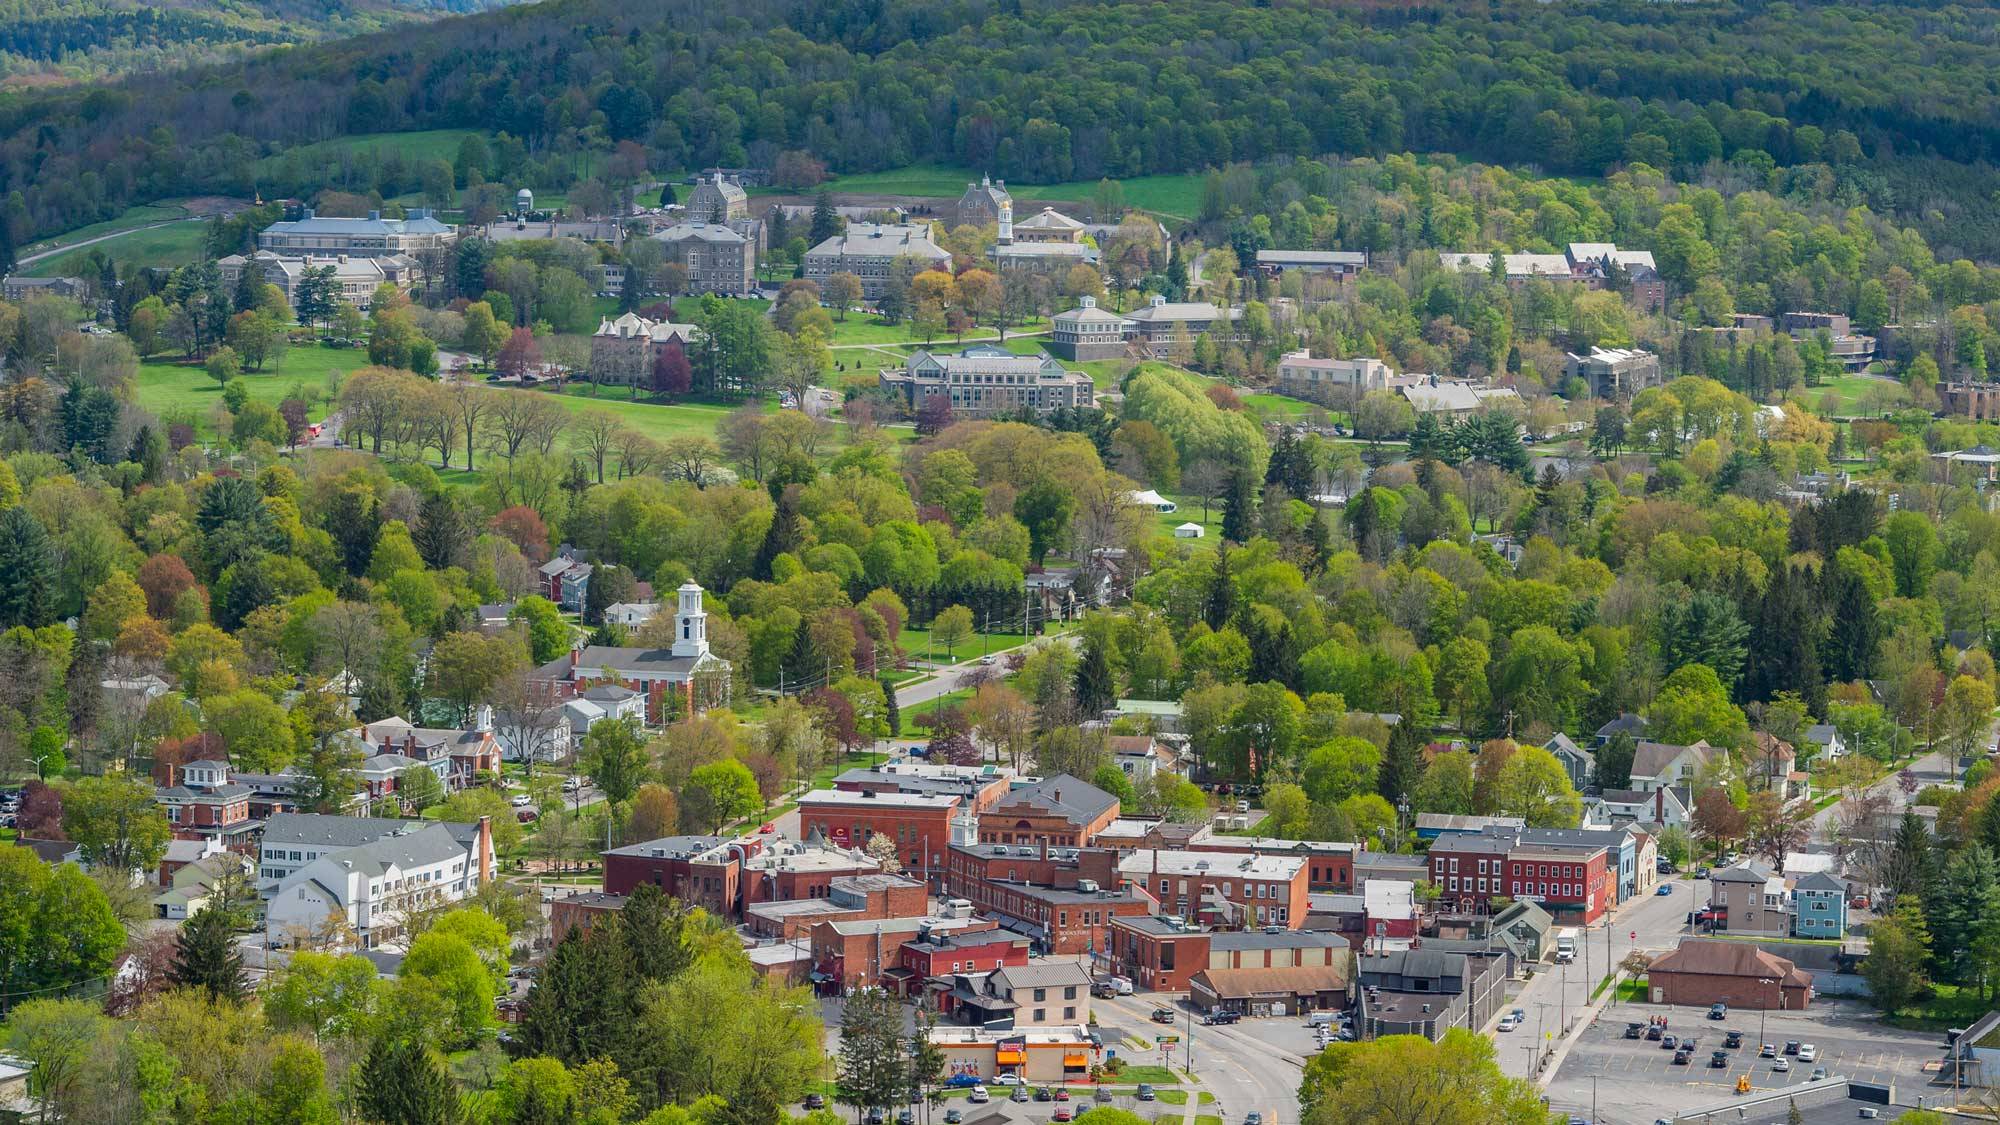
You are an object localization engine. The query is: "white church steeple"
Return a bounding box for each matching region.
[672,581,710,659]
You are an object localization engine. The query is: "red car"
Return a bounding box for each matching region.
[515,808,539,823]
[1053,1110,1073,1122]
[759,821,777,834]
[1053,1090,1070,1102]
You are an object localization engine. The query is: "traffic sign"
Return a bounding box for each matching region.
[1158,1035,1181,1043]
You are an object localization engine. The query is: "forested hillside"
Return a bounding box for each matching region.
[5,0,2000,255]
[0,0,521,86]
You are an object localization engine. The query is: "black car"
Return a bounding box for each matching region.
[1034,1089,1053,1102]
[1672,1049,1691,1065]
[1645,1025,1665,1041]
[1709,1051,1730,1068]
[866,1110,884,1125]
[1204,1012,1239,1026]
[1784,1040,1801,1055]
[804,1095,826,1110]
[1624,1023,1644,1039]
[1724,1031,1743,1049]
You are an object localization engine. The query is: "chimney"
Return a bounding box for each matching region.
[475,816,494,883]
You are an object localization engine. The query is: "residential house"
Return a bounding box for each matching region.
[878,348,1095,417]
[153,759,256,844]
[256,812,493,886]
[265,819,496,949]
[1488,899,1555,962]
[987,961,1093,1026]
[1709,862,1790,936]
[1791,871,1848,939]
[604,602,660,628]
[563,683,646,739]
[348,714,502,791]
[154,851,255,921]
[1645,939,1812,1010]
[1628,740,1718,793]
[1109,734,1175,783]
[1594,713,1649,747]
[1800,724,1847,762]
[256,208,456,257]
[803,223,951,300]
[1584,787,1691,830]
[1543,733,1595,789]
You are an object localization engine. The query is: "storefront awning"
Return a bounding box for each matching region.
[995,1049,1026,1064]
[1062,1053,1089,1068]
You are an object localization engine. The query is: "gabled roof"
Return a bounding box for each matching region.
[1630,740,1711,780]
[994,773,1117,826]
[1792,871,1846,893]
[1710,861,1775,883]
[1193,963,1348,999]
[1544,732,1592,761]
[1649,938,1810,985]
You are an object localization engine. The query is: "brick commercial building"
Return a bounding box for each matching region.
[738,837,883,908]
[977,774,1120,847]
[1188,837,1356,892]
[1426,833,1616,925]
[1355,947,1510,1041]
[1191,963,1351,1017]
[602,835,742,912]
[797,789,962,886]
[745,872,929,940]
[549,892,628,941]
[1645,939,1813,1010]
[899,929,1032,989]
[957,876,1155,956]
[833,763,1012,813]
[810,915,997,992]
[1107,915,1354,993]
[1118,850,1310,929]
[946,842,1122,892]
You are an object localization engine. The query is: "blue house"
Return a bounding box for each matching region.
[1792,871,1847,939]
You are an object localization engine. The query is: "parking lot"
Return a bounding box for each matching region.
[1542,999,1949,1123]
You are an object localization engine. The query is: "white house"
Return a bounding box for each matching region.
[564,684,646,736]
[1627,741,1718,793]
[1127,490,1177,513]
[1800,724,1847,761]
[1584,787,1691,829]
[604,602,661,628]
[264,819,494,949]
[154,851,254,921]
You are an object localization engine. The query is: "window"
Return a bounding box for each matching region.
[1064,1006,1076,1019]
[1034,1009,1046,1022]
[1034,988,1047,1002]
[1064,986,1076,999]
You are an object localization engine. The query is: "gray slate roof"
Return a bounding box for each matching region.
[998,773,1118,826]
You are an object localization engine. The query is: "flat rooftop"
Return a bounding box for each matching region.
[1119,850,1305,879]
[799,789,961,809]
[926,1024,1094,1046]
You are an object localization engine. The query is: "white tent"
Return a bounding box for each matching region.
[1127,489,1177,513]
[1173,522,1205,538]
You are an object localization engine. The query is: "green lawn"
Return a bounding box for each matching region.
[17,200,191,259]
[1812,370,1905,416]
[1072,358,1138,390]
[26,219,207,277]
[545,388,756,445]
[825,316,1051,349]
[905,688,977,732]
[135,344,357,423]
[1243,392,1316,420]
[787,164,1207,222]
[1111,1066,1181,1085]
[254,129,483,179]
[1144,492,1221,543]
[900,626,1028,665]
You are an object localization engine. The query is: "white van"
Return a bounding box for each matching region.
[1306,1011,1337,1028]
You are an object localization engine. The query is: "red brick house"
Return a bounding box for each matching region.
[153,760,255,843]
[810,915,1000,992]
[1646,939,1813,1010]
[1107,915,1353,993]
[900,929,1031,998]
[602,834,742,912]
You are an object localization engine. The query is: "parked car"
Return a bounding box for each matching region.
[1624,1023,1644,1039]
[1151,1008,1177,1024]
[510,793,532,807]
[1136,1086,1155,1102]
[1053,1110,1073,1122]
[1672,1049,1691,1065]
[1811,1068,1827,1081]
[1695,866,1711,879]
[515,808,538,823]
[1784,1041,1801,1055]
[946,1075,981,1089]
[1850,895,1872,911]
[1724,1031,1743,1048]
[1010,1089,1029,1104]
[1709,1051,1729,1068]
[1708,1003,1727,1020]
[1759,1043,1776,1058]
[1655,884,1674,896]
[1798,1044,1818,1062]
[1772,1059,1791,1073]
[866,1110,884,1125]
[968,1088,989,1104]
[994,1075,1025,1087]
[1033,1088,1052,1102]
[804,1095,826,1110]
[759,821,776,834]
[1203,1011,1239,1025]
[1093,983,1119,999]
[897,1110,914,1124]
[1646,1025,1665,1041]
[944,1111,962,1123]
[1660,1035,1677,1049]
[1236,799,1251,813]
[1053,1090,1070,1102]
[1245,1115,1263,1125]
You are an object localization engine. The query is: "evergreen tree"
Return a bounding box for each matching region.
[0,506,56,629]
[233,262,261,313]
[1595,731,1637,790]
[357,1037,464,1125]
[1265,426,1315,498]
[809,187,841,247]
[169,905,247,1003]
[1379,720,1424,804]
[755,489,803,581]
[881,676,902,737]
[413,490,470,570]
[1166,243,1189,300]
[514,913,635,1068]
[1307,506,1335,574]
[1741,564,1824,711]
[620,883,695,983]
[1203,548,1235,631]
[1932,844,2000,984]
[837,988,906,1115]
[1407,413,1455,464]
[1220,471,1257,543]
[1821,562,1879,683]
[1073,635,1117,716]
[1885,810,1937,901]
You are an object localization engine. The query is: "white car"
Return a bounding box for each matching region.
[510,794,532,807]
[968,1089,989,1104]
[1496,1014,1521,1032]
[1236,799,1251,813]
[1797,1044,1817,1062]
[1772,1059,1791,1073]
[992,1075,1025,1086]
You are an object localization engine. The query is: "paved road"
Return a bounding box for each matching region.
[1810,746,1953,832]
[14,217,198,267]
[1091,989,1308,1125]
[1497,877,1706,1080]
[896,632,1080,709]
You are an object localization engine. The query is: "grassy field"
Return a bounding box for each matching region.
[25,219,207,277]
[548,388,757,445]
[899,626,1029,665]
[16,200,191,258]
[254,129,483,178]
[824,316,1052,349]
[1243,392,1316,419]
[793,164,1207,222]
[134,344,359,421]
[1812,370,1905,415]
